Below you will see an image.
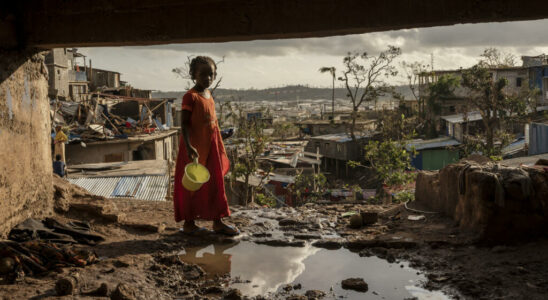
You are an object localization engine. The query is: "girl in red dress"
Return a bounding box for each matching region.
[173,56,239,236]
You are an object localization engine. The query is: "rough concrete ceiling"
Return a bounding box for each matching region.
[1,0,548,49]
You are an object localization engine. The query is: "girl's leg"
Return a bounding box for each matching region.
[183,219,199,231]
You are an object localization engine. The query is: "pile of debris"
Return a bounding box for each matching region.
[50,94,175,144]
[0,218,104,284]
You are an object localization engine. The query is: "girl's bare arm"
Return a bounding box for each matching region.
[182,110,198,160]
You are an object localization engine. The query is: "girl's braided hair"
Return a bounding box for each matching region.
[189,56,217,80]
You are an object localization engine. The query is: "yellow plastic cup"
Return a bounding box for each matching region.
[182,158,210,191]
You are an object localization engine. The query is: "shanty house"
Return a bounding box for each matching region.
[407,136,461,170]
[304,133,371,177]
[66,130,178,165]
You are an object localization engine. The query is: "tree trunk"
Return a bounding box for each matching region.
[244,175,250,206]
[350,107,357,141]
[331,75,335,120]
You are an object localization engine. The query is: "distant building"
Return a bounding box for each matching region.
[296,120,375,136]
[440,111,484,142]
[304,133,372,178]
[419,56,548,116]
[88,67,121,91]
[45,48,89,101]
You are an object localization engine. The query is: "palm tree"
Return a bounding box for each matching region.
[319,67,336,121]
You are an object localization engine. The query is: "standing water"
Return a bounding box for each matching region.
[180,241,450,299]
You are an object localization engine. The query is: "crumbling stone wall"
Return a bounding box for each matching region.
[0,49,53,236]
[416,161,548,241]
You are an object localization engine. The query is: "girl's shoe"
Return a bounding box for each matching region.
[214,225,240,236]
[180,227,213,236]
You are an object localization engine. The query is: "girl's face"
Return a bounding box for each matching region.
[194,62,216,89]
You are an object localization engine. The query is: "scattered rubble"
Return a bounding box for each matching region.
[341,278,368,292]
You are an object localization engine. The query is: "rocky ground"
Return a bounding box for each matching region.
[2,181,548,300]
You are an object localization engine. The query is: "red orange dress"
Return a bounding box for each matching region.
[173,89,230,221]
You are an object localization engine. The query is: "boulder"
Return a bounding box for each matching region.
[341,278,368,292]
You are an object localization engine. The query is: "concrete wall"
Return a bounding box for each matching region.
[44,48,72,98]
[0,49,53,236]
[66,142,137,165]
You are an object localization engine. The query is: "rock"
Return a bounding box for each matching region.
[348,214,363,229]
[111,283,136,300]
[255,238,305,247]
[278,218,305,226]
[222,288,243,300]
[283,284,293,291]
[252,232,272,238]
[293,283,302,290]
[341,278,368,292]
[202,285,224,294]
[286,295,307,300]
[312,239,344,250]
[305,289,326,298]
[360,212,378,225]
[0,257,15,274]
[83,282,110,297]
[293,233,322,240]
[55,276,77,296]
[345,238,384,250]
[385,240,417,249]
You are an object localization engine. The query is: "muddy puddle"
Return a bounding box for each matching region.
[180,241,450,299]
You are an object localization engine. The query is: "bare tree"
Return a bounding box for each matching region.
[172,55,225,93]
[339,46,401,140]
[478,48,517,68]
[319,66,336,120]
[401,61,429,119]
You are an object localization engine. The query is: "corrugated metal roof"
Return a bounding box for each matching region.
[441,111,483,124]
[406,137,461,151]
[310,133,370,143]
[68,175,168,201]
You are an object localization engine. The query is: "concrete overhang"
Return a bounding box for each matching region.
[1,0,548,49]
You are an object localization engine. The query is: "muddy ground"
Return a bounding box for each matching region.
[2,194,548,300]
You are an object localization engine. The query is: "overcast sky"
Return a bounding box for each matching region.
[78,19,548,91]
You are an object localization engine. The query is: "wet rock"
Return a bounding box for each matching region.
[293,283,302,290]
[255,238,305,247]
[202,285,224,294]
[279,218,306,226]
[360,212,378,225]
[293,233,322,240]
[111,283,136,300]
[312,239,344,250]
[286,295,307,300]
[222,288,243,300]
[348,214,362,229]
[283,284,293,291]
[345,238,384,250]
[385,240,417,249]
[252,232,272,238]
[341,278,368,292]
[55,276,77,296]
[305,289,326,299]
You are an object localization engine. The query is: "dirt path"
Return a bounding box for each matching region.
[2,197,548,299]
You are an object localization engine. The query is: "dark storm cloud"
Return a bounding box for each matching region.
[123,18,548,57]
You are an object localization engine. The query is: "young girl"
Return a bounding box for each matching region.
[173,56,239,236]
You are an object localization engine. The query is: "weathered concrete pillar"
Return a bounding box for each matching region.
[0,49,53,236]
